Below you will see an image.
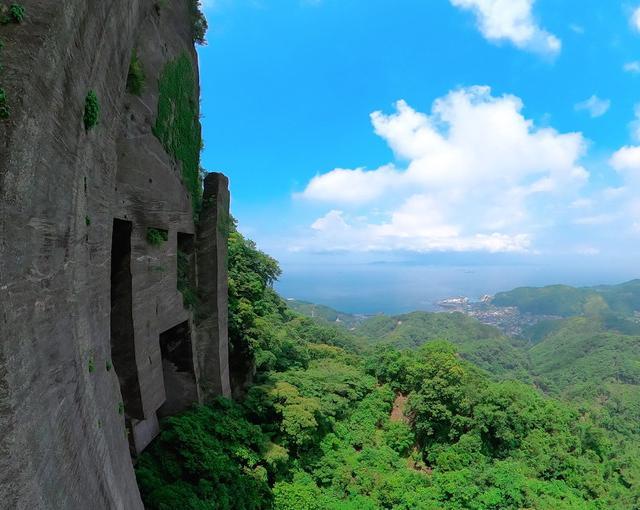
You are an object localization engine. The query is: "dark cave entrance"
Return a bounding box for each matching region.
[158,321,198,417]
[110,219,144,421]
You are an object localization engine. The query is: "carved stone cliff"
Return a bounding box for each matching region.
[0,1,230,508]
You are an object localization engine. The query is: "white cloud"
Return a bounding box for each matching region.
[632,7,640,32]
[301,165,399,204]
[610,145,640,173]
[450,0,561,55]
[574,95,611,118]
[624,61,640,73]
[297,86,588,253]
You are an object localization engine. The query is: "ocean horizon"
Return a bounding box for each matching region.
[275,262,639,316]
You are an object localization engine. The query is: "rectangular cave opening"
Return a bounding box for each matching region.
[177,232,196,310]
[110,219,144,425]
[158,320,198,417]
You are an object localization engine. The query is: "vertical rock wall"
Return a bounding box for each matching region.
[196,173,232,400]
[0,1,230,508]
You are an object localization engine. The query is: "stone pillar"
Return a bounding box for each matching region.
[195,173,232,400]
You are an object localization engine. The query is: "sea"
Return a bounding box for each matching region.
[275,262,638,316]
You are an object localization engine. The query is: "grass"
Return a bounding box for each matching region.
[84,90,100,130]
[106,360,112,372]
[88,357,95,373]
[147,227,168,246]
[153,54,202,215]
[85,216,91,226]
[127,51,145,95]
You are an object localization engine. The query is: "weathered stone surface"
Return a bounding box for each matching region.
[0,1,230,508]
[196,173,232,400]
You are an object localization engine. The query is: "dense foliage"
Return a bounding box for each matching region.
[137,230,640,509]
[354,312,531,380]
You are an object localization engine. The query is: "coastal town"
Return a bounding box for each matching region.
[436,296,561,337]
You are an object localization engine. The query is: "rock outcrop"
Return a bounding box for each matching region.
[0,1,229,508]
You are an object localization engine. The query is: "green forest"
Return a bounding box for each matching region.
[135,225,640,510]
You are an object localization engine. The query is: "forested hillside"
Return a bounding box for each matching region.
[493,280,640,317]
[286,299,366,329]
[352,312,531,381]
[135,227,640,509]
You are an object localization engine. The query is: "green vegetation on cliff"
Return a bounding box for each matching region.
[189,0,208,45]
[83,90,100,130]
[153,54,202,213]
[0,87,9,119]
[0,3,25,24]
[127,50,145,96]
[136,230,640,509]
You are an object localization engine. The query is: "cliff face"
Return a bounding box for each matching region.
[0,1,229,508]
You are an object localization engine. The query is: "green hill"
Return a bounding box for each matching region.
[286,299,365,329]
[493,279,640,317]
[528,316,640,439]
[354,311,531,379]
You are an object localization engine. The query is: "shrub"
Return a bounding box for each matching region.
[83,90,100,130]
[146,228,168,246]
[9,3,24,22]
[1,3,25,24]
[126,51,145,96]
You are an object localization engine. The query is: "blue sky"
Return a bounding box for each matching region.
[198,0,640,274]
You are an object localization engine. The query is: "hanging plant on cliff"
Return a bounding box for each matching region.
[83,90,100,130]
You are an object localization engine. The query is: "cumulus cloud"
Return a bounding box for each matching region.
[302,165,399,204]
[632,7,640,32]
[574,95,611,118]
[450,0,561,55]
[297,86,588,253]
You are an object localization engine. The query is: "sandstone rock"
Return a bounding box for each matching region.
[0,1,229,507]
